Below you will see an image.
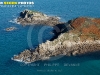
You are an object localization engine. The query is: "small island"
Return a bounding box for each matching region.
[17,9,62,26]
[4,27,17,31]
[12,17,100,63]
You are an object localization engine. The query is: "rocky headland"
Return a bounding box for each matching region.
[12,17,100,63]
[17,9,62,26]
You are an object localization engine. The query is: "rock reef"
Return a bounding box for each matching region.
[12,17,100,63]
[17,9,61,26]
[4,27,17,31]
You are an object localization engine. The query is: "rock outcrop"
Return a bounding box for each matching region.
[17,9,62,26]
[4,27,17,31]
[12,17,100,63]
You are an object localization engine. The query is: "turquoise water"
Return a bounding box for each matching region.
[0,0,100,75]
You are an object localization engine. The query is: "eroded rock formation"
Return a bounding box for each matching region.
[17,9,62,26]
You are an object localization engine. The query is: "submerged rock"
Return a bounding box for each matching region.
[12,17,100,63]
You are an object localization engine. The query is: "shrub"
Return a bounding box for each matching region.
[71,17,86,29]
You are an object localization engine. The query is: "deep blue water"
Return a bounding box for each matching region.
[0,0,100,75]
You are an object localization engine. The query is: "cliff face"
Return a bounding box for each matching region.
[12,17,100,63]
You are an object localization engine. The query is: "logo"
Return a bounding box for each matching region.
[0,1,34,7]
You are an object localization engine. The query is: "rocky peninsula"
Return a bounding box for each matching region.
[17,9,61,26]
[12,17,100,63]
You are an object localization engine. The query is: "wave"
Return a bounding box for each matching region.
[9,18,20,25]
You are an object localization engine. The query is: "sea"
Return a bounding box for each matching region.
[0,0,100,75]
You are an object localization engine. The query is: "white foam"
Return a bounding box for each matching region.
[9,18,20,24]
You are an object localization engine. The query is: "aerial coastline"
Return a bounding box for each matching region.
[12,10,100,63]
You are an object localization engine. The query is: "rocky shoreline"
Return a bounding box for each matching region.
[12,40,100,63]
[12,17,100,63]
[17,9,62,26]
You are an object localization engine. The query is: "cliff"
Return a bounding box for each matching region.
[12,17,100,63]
